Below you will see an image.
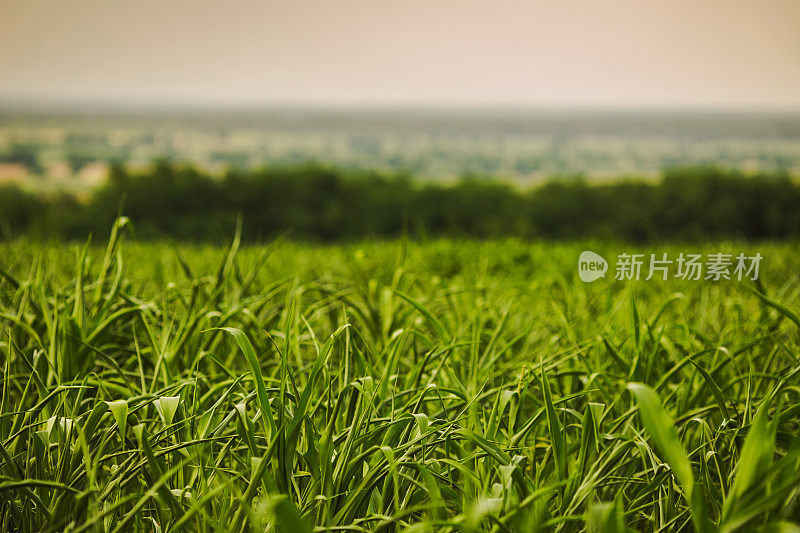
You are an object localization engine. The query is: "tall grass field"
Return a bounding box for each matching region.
[1,222,799,531]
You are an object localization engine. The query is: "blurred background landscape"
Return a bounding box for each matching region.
[3,106,800,189]
[3,105,800,242]
[2,0,800,241]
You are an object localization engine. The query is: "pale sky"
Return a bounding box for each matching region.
[1,0,800,109]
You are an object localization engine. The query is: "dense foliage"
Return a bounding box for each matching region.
[2,164,799,242]
[1,225,800,530]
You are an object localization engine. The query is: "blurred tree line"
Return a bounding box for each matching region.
[1,163,798,242]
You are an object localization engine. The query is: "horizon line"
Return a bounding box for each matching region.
[2,95,800,116]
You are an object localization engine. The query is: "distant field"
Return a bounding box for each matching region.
[2,108,800,188]
[1,228,799,531]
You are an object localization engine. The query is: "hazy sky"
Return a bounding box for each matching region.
[2,0,800,109]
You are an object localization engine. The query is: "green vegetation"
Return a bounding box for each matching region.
[1,223,799,531]
[2,164,800,242]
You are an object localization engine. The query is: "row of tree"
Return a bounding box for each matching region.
[2,163,798,242]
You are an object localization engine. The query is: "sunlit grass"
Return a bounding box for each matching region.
[1,223,799,531]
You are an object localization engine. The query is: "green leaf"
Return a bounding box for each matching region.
[543,366,567,481]
[155,396,181,427]
[628,382,709,533]
[221,327,277,439]
[721,399,778,530]
[107,399,129,446]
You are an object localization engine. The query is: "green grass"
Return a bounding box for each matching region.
[1,224,799,531]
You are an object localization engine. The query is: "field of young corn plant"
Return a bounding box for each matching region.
[1,220,799,531]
